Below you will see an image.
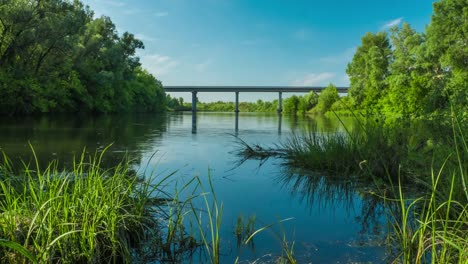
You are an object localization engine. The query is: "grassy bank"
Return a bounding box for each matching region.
[0,147,297,263]
[0,147,167,263]
[238,113,468,263]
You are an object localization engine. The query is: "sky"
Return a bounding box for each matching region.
[81,0,436,102]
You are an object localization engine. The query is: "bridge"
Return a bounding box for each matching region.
[164,86,349,113]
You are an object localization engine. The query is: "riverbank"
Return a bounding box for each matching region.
[239,113,468,263]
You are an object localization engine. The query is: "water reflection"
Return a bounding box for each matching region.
[0,112,388,263]
[278,168,386,236]
[0,113,167,169]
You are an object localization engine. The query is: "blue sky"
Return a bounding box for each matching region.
[81,0,435,102]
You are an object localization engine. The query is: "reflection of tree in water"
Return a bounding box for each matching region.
[284,114,359,134]
[276,168,387,246]
[0,113,167,170]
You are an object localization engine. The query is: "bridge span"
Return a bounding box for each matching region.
[164,86,349,113]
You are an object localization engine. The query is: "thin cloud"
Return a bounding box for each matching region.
[319,47,356,65]
[100,0,126,7]
[291,72,336,86]
[154,12,169,17]
[140,54,178,77]
[381,17,403,30]
[122,8,140,15]
[195,59,213,72]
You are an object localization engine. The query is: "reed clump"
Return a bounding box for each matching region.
[0,147,163,263]
[237,111,468,263]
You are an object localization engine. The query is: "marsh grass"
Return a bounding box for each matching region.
[0,146,175,263]
[190,174,223,264]
[235,214,256,249]
[384,114,468,264]
[236,110,468,263]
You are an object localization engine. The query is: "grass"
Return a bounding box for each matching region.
[190,174,223,264]
[384,115,468,264]
[236,111,468,263]
[0,145,302,263]
[0,146,175,263]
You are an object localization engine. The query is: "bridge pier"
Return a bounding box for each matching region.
[235,92,239,113]
[191,91,197,133]
[277,91,283,114]
[191,91,197,113]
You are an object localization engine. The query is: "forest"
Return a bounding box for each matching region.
[0,0,166,115]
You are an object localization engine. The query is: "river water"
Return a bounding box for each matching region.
[0,112,388,263]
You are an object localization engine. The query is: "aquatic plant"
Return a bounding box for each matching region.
[384,114,468,263]
[190,174,223,264]
[0,146,173,263]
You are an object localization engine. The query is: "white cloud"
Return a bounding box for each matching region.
[195,59,213,72]
[291,72,336,86]
[381,17,403,30]
[154,12,169,17]
[140,54,178,77]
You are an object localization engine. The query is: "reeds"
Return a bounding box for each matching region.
[384,113,468,264]
[236,110,468,263]
[0,146,162,263]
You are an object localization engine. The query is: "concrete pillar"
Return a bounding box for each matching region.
[191,91,197,113]
[191,91,197,133]
[277,91,283,113]
[235,91,240,113]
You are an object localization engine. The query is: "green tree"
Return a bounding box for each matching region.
[425,0,468,111]
[382,23,426,116]
[0,0,166,115]
[298,91,319,113]
[283,95,300,114]
[315,84,340,113]
[346,32,392,110]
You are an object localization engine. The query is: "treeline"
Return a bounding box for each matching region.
[286,0,467,119]
[166,95,280,112]
[0,0,166,115]
[344,0,467,118]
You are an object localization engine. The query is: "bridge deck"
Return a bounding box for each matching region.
[164,86,349,93]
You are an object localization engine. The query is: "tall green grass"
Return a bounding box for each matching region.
[385,115,468,264]
[237,111,468,263]
[0,146,164,263]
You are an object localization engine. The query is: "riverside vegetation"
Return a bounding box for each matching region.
[1,0,467,263]
[238,0,468,261]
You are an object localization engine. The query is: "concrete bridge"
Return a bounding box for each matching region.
[164,86,349,113]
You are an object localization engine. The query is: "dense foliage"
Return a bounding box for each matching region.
[343,0,467,118]
[0,0,166,115]
[166,96,280,112]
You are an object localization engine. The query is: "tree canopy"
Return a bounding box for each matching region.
[0,0,166,115]
[343,0,467,118]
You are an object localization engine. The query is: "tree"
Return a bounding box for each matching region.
[425,0,468,111]
[346,32,392,110]
[283,95,300,114]
[298,91,319,113]
[0,0,166,115]
[382,23,426,116]
[315,83,340,113]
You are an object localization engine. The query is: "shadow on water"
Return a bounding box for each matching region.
[0,113,168,170]
[277,168,387,241]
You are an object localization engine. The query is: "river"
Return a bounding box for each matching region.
[0,112,388,263]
